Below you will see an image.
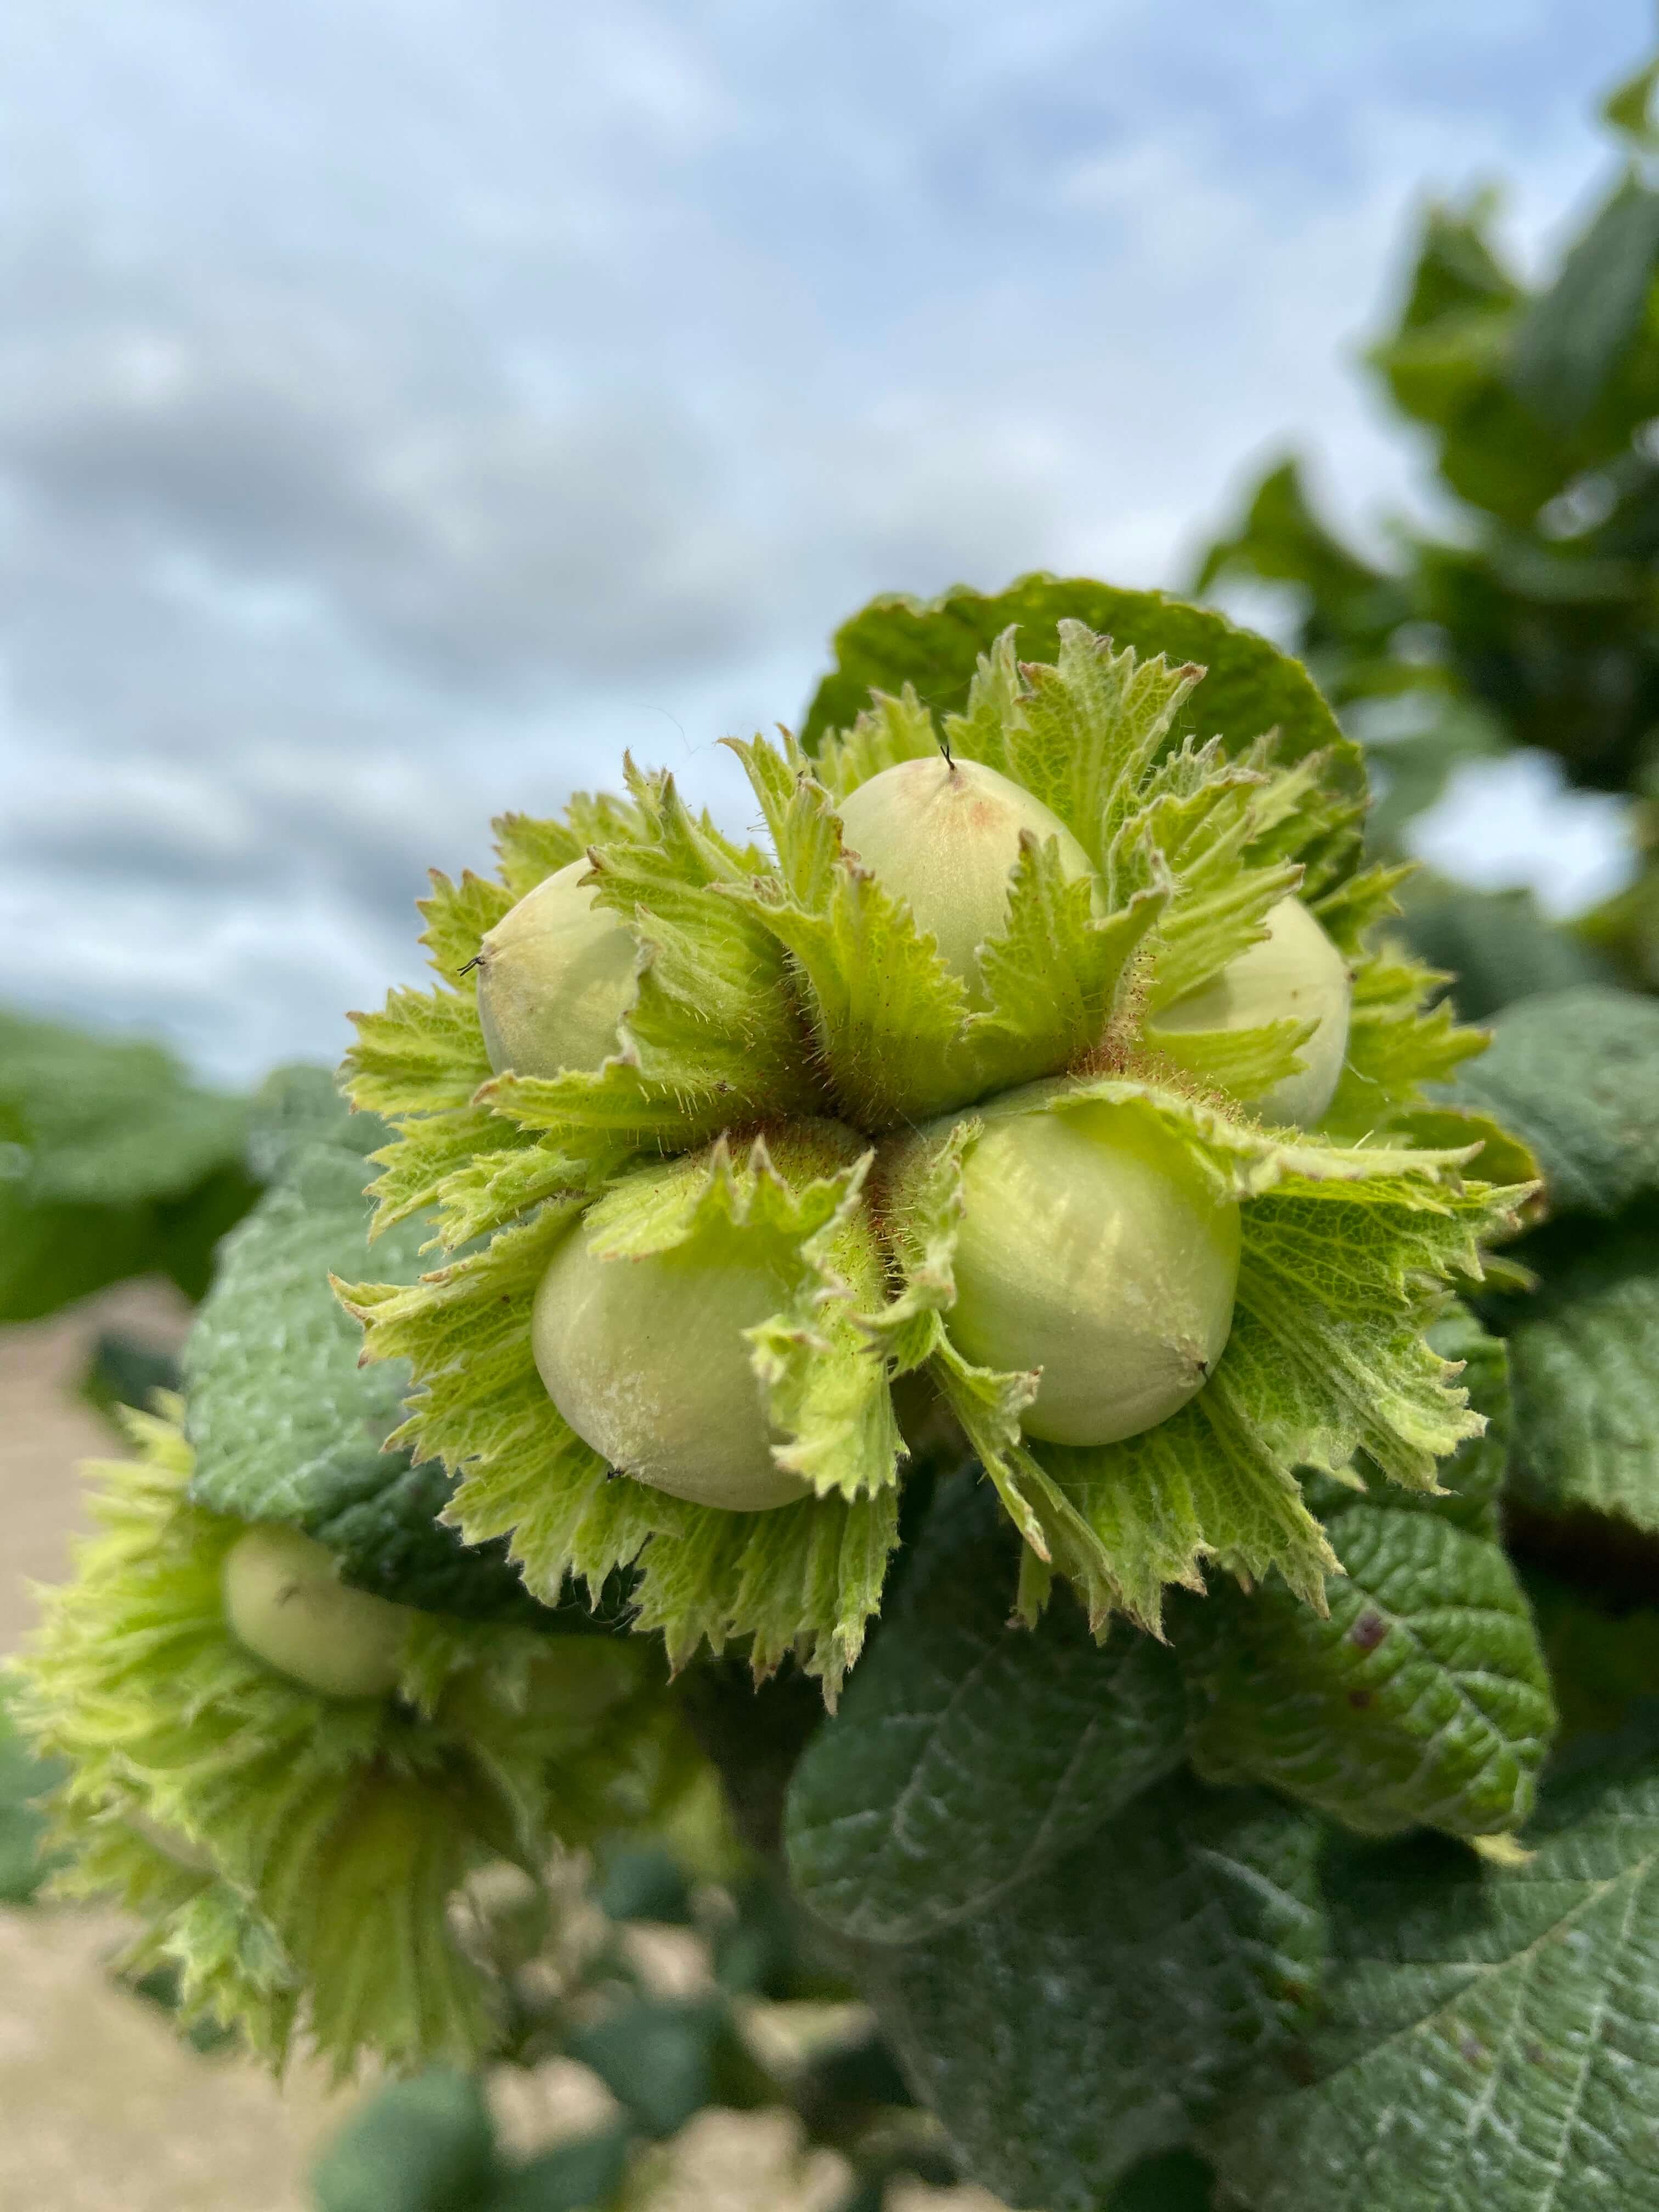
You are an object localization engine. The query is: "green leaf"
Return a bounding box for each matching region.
[569,1997,728,2139]
[864,1773,1326,2209]
[0,1670,65,1903]
[801,575,1348,775]
[1205,1735,1659,2209]
[1511,176,1659,433]
[0,1008,259,1321]
[784,1481,1186,1943]
[245,1062,385,1182]
[184,1124,554,1626]
[489,2126,633,2212]
[1504,1205,1659,1536]
[0,1006,249,1205]
[1448,988,1659,1216]
[1392,881,1615,1023]
[185,1144,431,1517]
[312,2069,500,2212]
[1604,55,1659,153]
[1174,1496,1555,1838]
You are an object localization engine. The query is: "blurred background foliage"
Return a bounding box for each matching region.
[1194,54,1659,1001]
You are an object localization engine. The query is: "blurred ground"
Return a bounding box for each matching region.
[0,1286,1001,2212]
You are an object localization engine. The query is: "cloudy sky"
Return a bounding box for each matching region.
[0,2,1647,1082]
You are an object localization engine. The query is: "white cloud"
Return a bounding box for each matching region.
[0,0,1647,1075]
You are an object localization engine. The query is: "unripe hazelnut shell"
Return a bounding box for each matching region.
[836,757,1098,990]
[534,1231,805,1511]
[222,1524,412,1700]
[945,1098,1241,1446]
[475,858,639,1080]
[1157,895,1352,1127]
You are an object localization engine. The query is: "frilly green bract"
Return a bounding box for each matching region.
[12,1406,693,2079]
[338,602,1525,1696]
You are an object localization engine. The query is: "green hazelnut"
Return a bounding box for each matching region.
[836,755,1098,992]
[222,1525,413,1700]
[1156,894,1352,1126]
[942,1095,1241,1445]
[475,857,639,1079]
[532,1228,808,1512]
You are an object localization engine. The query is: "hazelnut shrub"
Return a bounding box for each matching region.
[340,590,1528,1700]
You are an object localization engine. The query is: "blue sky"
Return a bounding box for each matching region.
[0,1,1648,1080]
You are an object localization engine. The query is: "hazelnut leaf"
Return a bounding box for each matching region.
[1447,986,1659,1217]
[1503,1206,1659,1536]
[1204,1739,1659,2210]
[862,1771,1327,2210]
[783,1480,1187,1945]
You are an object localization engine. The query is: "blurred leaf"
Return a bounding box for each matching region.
[312,2070,500,2212]
[1503,1204,1659,1538]
[569,1999,736,2140]
[1604,56,1659,152]
[594,1846,695,1927]
[1392,879,1615,1021]
[1511,174,1659,431]
[1580,854,1659,995]
[785,1481,1186,1944]
[0,1672,65,1904]
[78,1328,183,1425]
[0,1007,249,1205]
[1393,195,1523,334]
[0,1187,155,1324]
[1446,986,1659,1215]
[864,1773,1326,2210]
[1362,695,1509,853]
[800,574,1349,777]
[247,1063,382,1183]
[489,2126,632,2212]
[0,1009,259,1319]
[1204,1733,1659,2209]
[1193,459,1404,671]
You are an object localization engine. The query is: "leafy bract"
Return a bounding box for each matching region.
[1448,987,1659,1216]
[341,1132,904,1699]
[883,1074,1526,1634]
[1503,1205,1659,1537]
[184,1087,550,1626]
[784,1480,1186,1944]
[865,1773,1327,2210]
[1207,1736,1659,2210]
[344,771,825,1237]
[14,1413,673,2077]
[338,605,1519,1688]
[722,710,1167,1125]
